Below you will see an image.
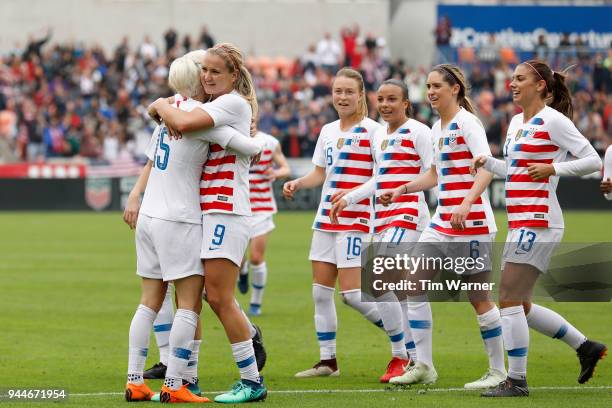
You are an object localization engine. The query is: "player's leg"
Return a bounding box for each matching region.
[295,230,339,378]
[144,284,174,380]
[126,278,166,402]
[524,302,607,383]
[202,214,266,403]
[295,260,339,377]
[248,232,269,316]
[238,254,250,295]
[482,262,536,398]
[464,271,506,389]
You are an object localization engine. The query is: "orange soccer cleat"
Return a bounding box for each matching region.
[125,382,155,402]
[159,384,212,403]
[380,357,410,383]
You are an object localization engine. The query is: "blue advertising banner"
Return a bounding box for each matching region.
[437,4,612,50]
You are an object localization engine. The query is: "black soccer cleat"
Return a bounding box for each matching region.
[238,272,249,294]
[481,377,529,397]
[252,324,267,371]
[577,339,607,384]
[143,361,167,379]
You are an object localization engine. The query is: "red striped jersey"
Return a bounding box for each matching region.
[312,118,381,233]
[430,108,496,236]
[199,92,253,215]
[503,106,598,229]
[249,131,280,215]
[371,119,433,234]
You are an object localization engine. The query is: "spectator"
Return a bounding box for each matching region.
[315,32,341,74]
[164,28,178,53]
[199,26,215,50]
[139,35,157,61]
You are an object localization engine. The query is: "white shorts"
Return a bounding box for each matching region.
[249,213,275,239]
[502,227,564,273]
[136,214,204,281]
[373,226,422,255]
[201,213,250,267]
[309,230,368,269]
[416,227,496,275]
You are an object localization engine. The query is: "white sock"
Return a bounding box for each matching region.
[164,309,199,390]
[400,300,417,361]
[340,289,384,329]
[128,304,157,384]
[477,306,505,373]
[376,292,407,359]
[501,306,529,381]
[183,339,202,385]
[231,339,260,383]
[250,262,267,310]
[406,296,433,368]
[154,285,174,366]
[240,262,249,276]
[234,298,257,338]
[526,304,587,350]
[313,284,337,360]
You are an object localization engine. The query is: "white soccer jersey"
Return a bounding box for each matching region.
[603,145,612,201]
[199,91,253,216]
[430,108,497,236]
[312,118,381,233]
[249,131,280,214]
[140,95,236,224]
[371,119,433,233]
[502,106,600,228]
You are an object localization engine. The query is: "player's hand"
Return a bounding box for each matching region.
[450,201,471,231]
[379,187,403,206]
[263,167,276,181]
[147,103,162,124]
[165,123,182,140]
[330,189,349,204]
[527,163,555,180]
[250,152,262,165]
[471,155,488,176]
[601,178,612,194]
[123,193,141,230]
[283,179,300,200]
[330,198,348,224]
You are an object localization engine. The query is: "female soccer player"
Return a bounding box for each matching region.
[472,60,606,398]
[283,68,384,378]
[380,65,506,389]
[125,54,261,403]
[148,43,268,403]
[238,117,291,316]
[330,79,432,382]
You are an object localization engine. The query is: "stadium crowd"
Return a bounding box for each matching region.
[0,26,611,164]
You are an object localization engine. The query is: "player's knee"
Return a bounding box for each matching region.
[250,254,264,265]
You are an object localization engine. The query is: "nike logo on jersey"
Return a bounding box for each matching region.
[208,247,221,251]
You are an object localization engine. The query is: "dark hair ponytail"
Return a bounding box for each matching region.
[380,78,413,118]
[522,60,573,119]
[550,71,573,119]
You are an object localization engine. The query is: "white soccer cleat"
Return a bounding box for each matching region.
[389,361,438,385]
[464,368,507,390]
[294,362,340,378]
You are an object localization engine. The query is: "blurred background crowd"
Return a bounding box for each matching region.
[1,23,611,165]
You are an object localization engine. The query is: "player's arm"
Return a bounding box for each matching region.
[601,147,612,200]
[123,160,153,230]
[149,98,214,134]
[548,117,602,178]
[269,143,291,180]
[330,178,375,224]
[450,121,494,230]
[282,166,326,200]
[472,155,507,177]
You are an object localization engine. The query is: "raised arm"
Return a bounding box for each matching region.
[151,98,214,133]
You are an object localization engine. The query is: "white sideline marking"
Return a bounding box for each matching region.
[71,386,612,397]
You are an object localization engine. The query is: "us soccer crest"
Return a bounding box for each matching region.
[85,177,112,211]
[515,129,523,141]
[448,136,457,148]
[381,139,389,150]
[337,138,345,149]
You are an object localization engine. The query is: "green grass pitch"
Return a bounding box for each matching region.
[0,211,610,407]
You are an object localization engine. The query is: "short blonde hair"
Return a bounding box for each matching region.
[168,56,201,98]
[184,49,206,66]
